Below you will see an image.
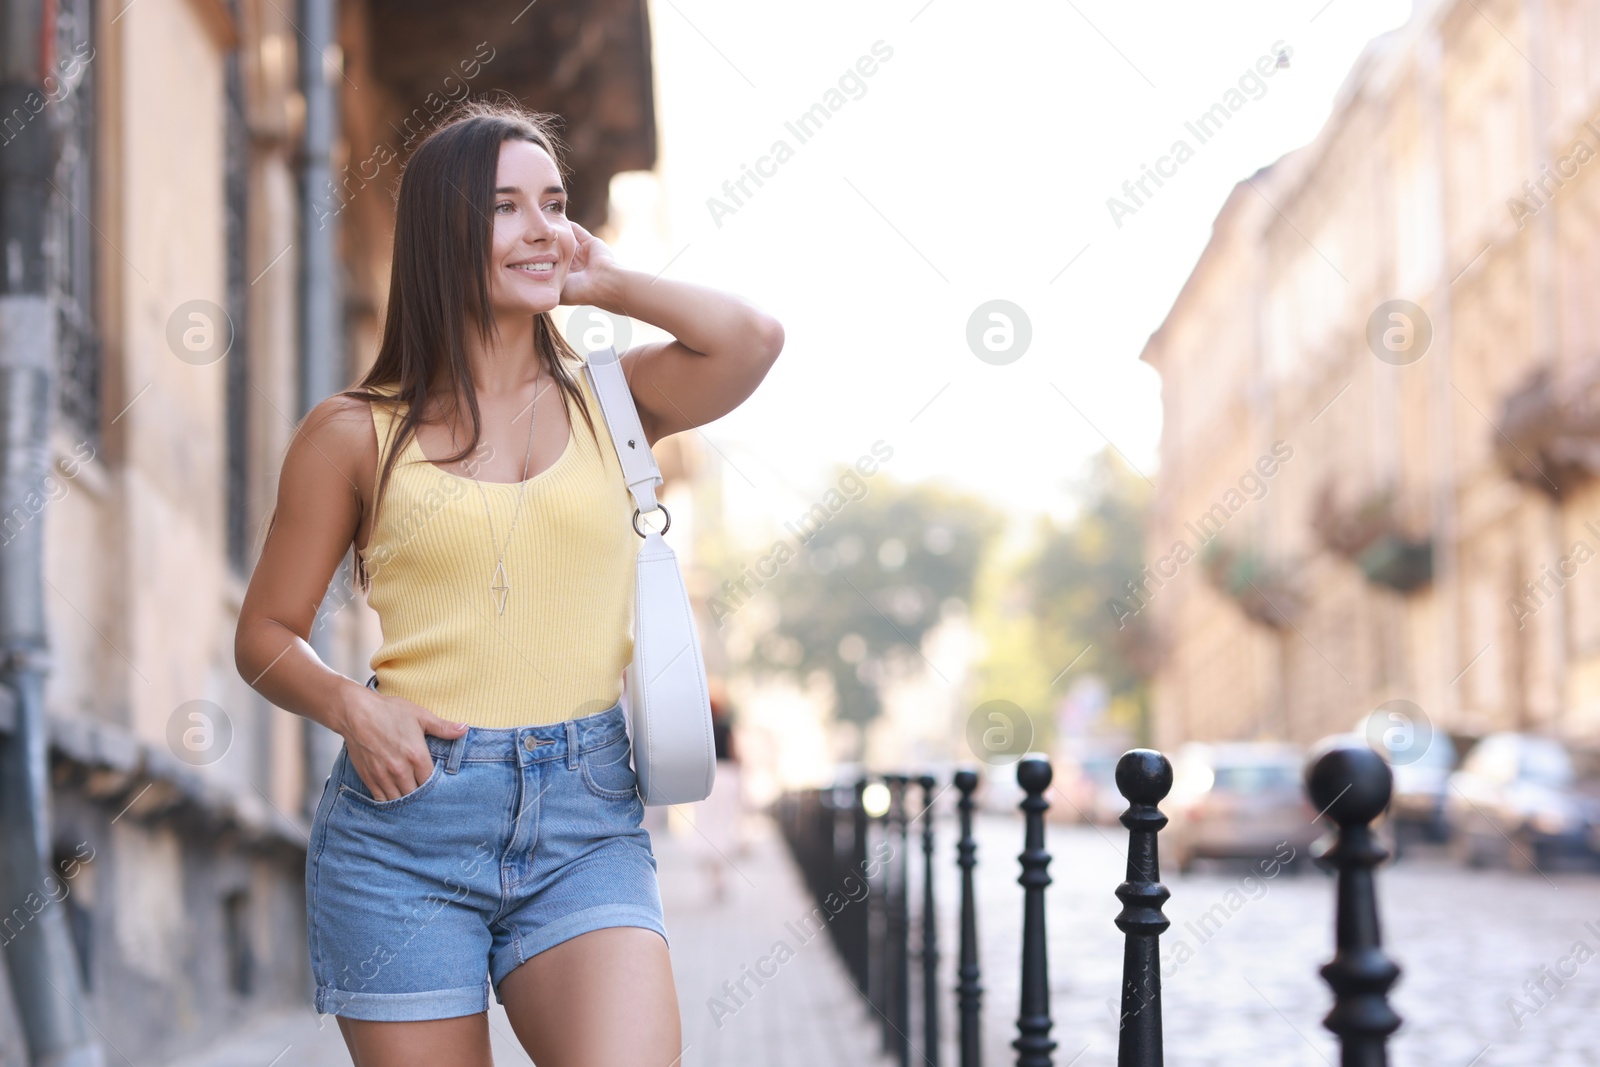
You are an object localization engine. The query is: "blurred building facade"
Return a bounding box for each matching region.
[0,1,665,1063]
[1142,0,1600,751]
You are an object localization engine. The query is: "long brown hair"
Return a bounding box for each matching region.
[264,98,602,595]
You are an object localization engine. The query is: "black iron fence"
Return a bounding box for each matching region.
[773,738,1401,1067]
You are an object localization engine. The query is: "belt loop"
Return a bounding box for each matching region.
[446,731,467,774]
[565,719,580,770]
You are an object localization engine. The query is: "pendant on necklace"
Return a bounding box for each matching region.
[491,559,510,615]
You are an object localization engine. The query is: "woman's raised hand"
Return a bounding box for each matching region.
[557,221,619,308]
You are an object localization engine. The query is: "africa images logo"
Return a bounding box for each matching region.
[706,40,895,228]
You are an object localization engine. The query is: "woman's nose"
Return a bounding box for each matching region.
[522,207,556,243]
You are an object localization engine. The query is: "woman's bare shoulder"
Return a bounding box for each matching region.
[288,388,397,492]
[302,388,385,442]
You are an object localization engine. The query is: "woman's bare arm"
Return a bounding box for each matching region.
[557,223,784,447]
[234,395,369,731]
[602,268,783,447]
[233,395,466,800]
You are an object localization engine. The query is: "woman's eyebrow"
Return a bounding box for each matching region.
[494,185,566,196]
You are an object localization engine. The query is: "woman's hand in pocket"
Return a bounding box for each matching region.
[339,686,467,801]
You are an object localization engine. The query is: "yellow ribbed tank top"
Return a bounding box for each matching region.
[359,360,636,728]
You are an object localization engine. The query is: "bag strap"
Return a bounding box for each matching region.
[582,347,662,514]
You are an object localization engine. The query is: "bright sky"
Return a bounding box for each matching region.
[602,0,1414,544]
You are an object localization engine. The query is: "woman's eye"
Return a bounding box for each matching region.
[495,201,515,214]
[546,201,567,215]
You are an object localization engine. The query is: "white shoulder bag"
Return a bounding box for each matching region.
[582,346,717,806]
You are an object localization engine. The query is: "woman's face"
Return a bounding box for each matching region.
[484,138,575,321]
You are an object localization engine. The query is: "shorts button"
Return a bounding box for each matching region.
[523,736,537,751]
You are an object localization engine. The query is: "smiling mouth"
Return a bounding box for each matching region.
[508,262,556,277]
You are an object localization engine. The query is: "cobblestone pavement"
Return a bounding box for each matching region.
[163,810,888,1067]
[160,801,1600,1067]
[895,810,1600,1067]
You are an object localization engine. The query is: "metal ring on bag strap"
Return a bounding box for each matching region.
[632,504,671,538]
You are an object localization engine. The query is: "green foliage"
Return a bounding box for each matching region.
[995,450,1157,742]
[1199,538,1299,627]
[968,546,1058,749]
[741,471,1003,728]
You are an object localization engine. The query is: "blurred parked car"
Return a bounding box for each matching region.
[1165,742,1320,874]
[1053,741,1129,826]
[1445,732,1600,871]
[1351,711,1458,842]
[975,765,1027,815]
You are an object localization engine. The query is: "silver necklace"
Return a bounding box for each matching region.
[448,372,541,616]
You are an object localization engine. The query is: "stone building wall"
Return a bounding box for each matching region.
[1,0,660,1061]
[1144,0,1600,751]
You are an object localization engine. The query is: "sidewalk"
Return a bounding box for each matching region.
[161,811,889,1067]
[661,809,891,1067]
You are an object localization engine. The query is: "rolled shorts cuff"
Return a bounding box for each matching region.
[315,979,491,1021]
[491,903,671,1001]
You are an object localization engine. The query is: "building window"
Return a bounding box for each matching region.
[224,45,251,576]
[50,0,100,451]
[1394,148,1441,299]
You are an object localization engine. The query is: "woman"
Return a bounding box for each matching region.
[233,99,782,1066]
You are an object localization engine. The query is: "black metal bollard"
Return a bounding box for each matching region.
[850,776,871,993]
[825,787,839,891]
[880,775,899,1055]
[1013,757,1055,1067]
[919,773,941,1067]
[884,773,912,1065]
[824,786,845,960]
[811,788,823,886]
[894,773,914,1067]
[809,788,825,894]
[1114,750,1173,1067]
[1306,740,1402,1067]
[954,768,983,1067]
[868,780,891,1029]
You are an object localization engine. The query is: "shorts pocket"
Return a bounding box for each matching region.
[579,734,639,801]
[338,749,446,811]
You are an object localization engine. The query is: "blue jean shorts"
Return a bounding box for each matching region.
[304,696,668,1021]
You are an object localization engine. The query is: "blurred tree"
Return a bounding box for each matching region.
[739,471,1003,730]
[968,546,1056,747]
[976,449,1157,744]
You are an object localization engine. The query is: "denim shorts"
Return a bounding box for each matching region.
[304,696,668,1021]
